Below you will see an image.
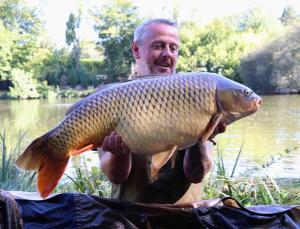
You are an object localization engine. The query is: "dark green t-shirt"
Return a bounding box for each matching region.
[110,149,196,204]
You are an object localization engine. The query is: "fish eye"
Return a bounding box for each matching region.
[244,89,253,96]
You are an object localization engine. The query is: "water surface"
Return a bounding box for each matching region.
[0,95,299,178]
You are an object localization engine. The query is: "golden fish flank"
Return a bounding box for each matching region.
[15,72,262,198]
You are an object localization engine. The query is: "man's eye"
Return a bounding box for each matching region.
[153,44,163,49]
[170,46,178,52]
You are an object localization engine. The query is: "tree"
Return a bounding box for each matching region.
[65,12,81,69]
[240,25,300,94]
[0,21,13,79]
[178,19,249,81]
[80,39,103,59]
[237,7,274,33]
[280,6,300,26]
[0,0,42,80]
[93,0,141,81]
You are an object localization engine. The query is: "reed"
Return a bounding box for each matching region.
[203,144,300,205]
[0,131,36,191]
[57,154,111,197]
[1,130,299,205]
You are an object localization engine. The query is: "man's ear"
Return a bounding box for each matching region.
[131,41,140,59]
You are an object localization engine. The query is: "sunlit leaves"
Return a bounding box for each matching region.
[93,0,142,81]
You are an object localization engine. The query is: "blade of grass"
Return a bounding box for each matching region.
[230,142,244,178]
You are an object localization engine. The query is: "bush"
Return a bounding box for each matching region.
[8,69,52,99]
[8,69,40,99]
[80,59,105,75]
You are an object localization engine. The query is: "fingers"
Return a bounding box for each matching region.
[121,142,130,155]
[219,122,226,134]
[102,136,109,151]
[108,132,117,154]
[102,131,130,156]
[115,134,122,155]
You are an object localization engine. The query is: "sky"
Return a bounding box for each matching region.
[28,0,300,48]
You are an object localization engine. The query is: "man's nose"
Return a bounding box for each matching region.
[161,46,172,57]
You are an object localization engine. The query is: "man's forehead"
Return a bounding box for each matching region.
[144,23,179,43]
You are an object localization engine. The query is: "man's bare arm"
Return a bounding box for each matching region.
[98,132,132,184]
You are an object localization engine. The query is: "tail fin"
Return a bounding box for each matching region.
[15,134,49,171]
[38,154,69,198]
[15,134,69,198]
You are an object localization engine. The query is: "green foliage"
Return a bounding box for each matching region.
[240,25,300,94]
[80,40,103,59]
[178,19,250,81]
[204,145,300,205]
[236,7,274,33]
[59,146,300,205]
[56,87,95,98]
[57,155,111,197]
[93,0,142,81]
[280,5,300,26]
[0,0,41,34]
[0,131,36,191]
[0,21,13,79]
[0,0,42,80]
[8,68,40,99]
[34,47,105,89]
[80,58,105,74]
[35,49,70,86]
[65,13,79,46]
[1,129,299,204]
[65,12,81,69]
[0,1,300,95]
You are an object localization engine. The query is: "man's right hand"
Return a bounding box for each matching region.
[99,131,132,184]
[102,131,130,156]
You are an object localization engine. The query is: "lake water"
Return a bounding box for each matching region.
[0,95,299,179]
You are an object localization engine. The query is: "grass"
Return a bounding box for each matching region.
[0,131,36,191]
[56,155,111,197]
[203,144,300,205]
[1,130,299,205]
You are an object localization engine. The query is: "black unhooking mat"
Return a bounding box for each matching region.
[1,192,300,229]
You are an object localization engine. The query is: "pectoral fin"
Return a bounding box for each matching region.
[151,145,177,177]
[202,113,223,141]
[71,144,98,156]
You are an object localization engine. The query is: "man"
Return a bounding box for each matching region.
[2,19,298,229]
[99,18,226,205]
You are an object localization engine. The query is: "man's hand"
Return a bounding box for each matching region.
[99,131,132,184]
[102,131,130,156]
[183,114,226,183]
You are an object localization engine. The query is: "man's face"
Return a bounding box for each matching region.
[132,23,180,75]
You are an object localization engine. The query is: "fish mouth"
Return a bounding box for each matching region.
[244,96,262,113]
[226,97,262,124]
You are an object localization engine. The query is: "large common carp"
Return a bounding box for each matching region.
[16,72,262,198]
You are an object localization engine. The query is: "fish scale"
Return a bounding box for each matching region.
[16,72,262,198]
